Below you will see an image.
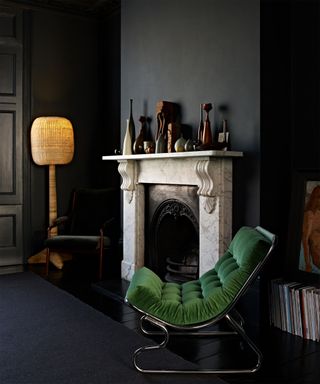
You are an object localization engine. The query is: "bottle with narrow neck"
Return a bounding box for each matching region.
[202,103,213,147]
[197,104,204,144]
[128,98,136,145]
[122,119,132,155]
[133,116,146,154]
[218,119,230,150]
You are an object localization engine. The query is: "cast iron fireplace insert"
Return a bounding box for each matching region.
[145,184,199,282]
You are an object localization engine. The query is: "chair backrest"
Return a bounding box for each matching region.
[200,226,276,320]
[69,188,119,237]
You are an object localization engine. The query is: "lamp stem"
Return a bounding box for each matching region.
[49,164,58,237]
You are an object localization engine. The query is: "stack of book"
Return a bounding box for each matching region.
[269,278,320,341]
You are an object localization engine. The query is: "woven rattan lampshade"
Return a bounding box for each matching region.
[31,116,74,165]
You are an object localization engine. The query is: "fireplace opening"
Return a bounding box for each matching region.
[145,185,199,282]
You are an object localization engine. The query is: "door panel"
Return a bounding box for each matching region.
[0,6,23,266]
[0,205,22,265]
[0,46,22,103]
[0,6,22,42]
[0,105,22,203]
[0,53,15,95]
[0,109,14,194]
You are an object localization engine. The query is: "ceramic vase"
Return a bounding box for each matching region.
[128,98,135,145]
[174,135,186,152]
[197,104,204,144]
[202,103,213,146]
[155,133,166,153]
[133,116,146,154]
[122,119,132,155]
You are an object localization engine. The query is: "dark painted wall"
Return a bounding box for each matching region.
[258,0,320,322]
[120,0,260,231]
[287,0,320,282]
[291,0,320,170]
[23,0,320,281]
[260,0,291,276]
[28,9,120,256]
[97,11,121,188]
[261,0,320,281]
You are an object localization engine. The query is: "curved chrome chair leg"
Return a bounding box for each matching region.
[226,313,262,373]
[133,313,262,374]
[133,316,170,373]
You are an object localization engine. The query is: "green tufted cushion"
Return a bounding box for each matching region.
[126,226,271,326]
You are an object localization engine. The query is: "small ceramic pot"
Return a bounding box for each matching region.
[143,141,155,154]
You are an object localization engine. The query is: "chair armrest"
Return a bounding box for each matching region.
[102,217,115,230]
[47,216,70,234]
[125,267,164,309]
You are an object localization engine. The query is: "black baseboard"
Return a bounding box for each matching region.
[91,278,129,303]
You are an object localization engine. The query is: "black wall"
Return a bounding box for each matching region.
[120,0,260,231]
[98,10,121,188]
[291,0,320,170]
[260,0,291,275]
[28,8,120,256]
[120,0,320,281]
[19,0,320,279]
[261,0,320,280]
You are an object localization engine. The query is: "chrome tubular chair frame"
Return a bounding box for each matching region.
[132,311,263,374]
[126,227,277,374]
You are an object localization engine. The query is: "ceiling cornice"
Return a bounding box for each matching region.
[0,0,120,18]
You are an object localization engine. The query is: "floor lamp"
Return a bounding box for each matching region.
[28,116,74,269]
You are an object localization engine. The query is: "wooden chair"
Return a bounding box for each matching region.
[125,226,277,374]
[45,188,119,280]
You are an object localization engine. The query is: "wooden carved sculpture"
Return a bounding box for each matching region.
[155,101,179,153]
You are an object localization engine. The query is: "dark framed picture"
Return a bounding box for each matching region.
[287,170,320,284]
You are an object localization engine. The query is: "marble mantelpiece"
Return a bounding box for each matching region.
[103,150,243,281]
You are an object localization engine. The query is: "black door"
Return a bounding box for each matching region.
[0,6,23,266]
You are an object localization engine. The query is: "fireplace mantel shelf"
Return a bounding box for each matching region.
[102,149,243,161]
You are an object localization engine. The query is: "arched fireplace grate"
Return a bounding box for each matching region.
[147,196,199,282]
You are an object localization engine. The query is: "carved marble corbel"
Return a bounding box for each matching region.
[202,196,217,214]
[118,160,136,203]
[195,159,221,214]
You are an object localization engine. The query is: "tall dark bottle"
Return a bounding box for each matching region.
[133,116,146,154]
[202,103,213,147]
[197,103,204,144]
[128,98,136,147]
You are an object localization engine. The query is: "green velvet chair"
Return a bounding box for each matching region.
[125,226,277,374]
[45,188,119,280]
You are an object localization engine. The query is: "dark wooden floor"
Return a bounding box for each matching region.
[27,258,320,384]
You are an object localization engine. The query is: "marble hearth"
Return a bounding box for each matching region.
[103,150,243,281]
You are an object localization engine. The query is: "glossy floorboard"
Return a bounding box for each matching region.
[26,259,320,384]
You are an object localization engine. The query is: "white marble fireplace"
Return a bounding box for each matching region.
[103,150,243,281]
